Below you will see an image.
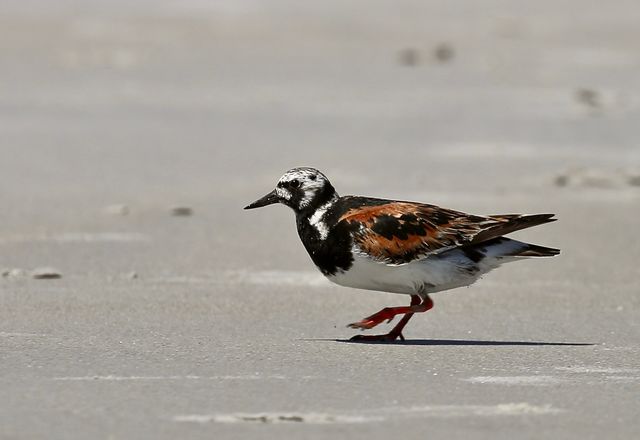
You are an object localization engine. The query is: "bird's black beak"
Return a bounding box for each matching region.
[244,189,279,210]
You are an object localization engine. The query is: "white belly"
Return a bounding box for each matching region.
[326,250,484,296]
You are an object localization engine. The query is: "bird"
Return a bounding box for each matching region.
[245,167,559,342]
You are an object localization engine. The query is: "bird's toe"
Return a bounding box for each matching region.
[346,319,377,330]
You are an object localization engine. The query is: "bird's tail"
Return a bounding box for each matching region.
[513,243,561,257]
[479,237,560,259]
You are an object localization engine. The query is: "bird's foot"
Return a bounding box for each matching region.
[349,331,405,342]
[347,308,396,330]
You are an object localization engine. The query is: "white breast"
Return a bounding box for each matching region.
[326,248,487,296]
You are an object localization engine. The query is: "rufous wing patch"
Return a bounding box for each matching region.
[338,202,505,264]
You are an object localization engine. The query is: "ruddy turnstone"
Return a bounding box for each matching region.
[245,167,559,342]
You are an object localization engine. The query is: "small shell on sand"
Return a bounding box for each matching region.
[575,88,601,109]
[554,168,640,188]
[170,206,193,216]
[398,48,419,67]
[2,268,26,278]
[434,43,455,63]
[31,268,63,279]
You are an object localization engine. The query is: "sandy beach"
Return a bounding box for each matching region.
[1,1,639,438]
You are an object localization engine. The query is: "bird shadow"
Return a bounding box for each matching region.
[302,338,596,346]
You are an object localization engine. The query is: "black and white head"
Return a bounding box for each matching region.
[245,167,337,214]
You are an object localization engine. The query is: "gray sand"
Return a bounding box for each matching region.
[1,1,639,439]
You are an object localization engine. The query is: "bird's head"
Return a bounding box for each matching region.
[244,167,337,214]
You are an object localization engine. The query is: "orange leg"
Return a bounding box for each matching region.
[348,295,432,330]
[349,295,434,342]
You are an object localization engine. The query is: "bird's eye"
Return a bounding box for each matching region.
[290,179,300,188]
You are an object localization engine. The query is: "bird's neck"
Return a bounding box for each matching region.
[297,184,339,219]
